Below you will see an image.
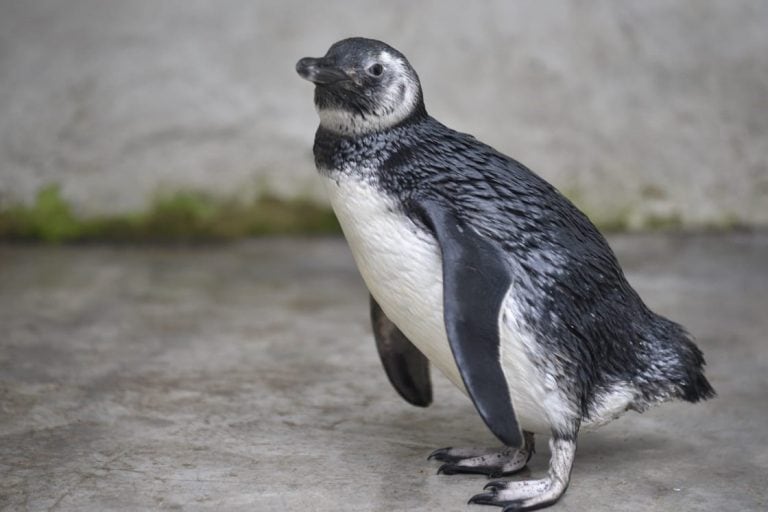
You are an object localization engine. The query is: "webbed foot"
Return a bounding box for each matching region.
[467,437,576,510]
[429,432,534,478]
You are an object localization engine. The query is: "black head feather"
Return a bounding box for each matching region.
[297,37,426,135]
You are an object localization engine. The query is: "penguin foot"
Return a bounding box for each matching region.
[467,437,576,510]
[430,432,534,478]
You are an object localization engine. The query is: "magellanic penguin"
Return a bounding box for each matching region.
[296,38,715,511]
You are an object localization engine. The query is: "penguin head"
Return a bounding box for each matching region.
[296,38,426,135]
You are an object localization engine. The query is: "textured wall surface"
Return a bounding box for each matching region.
[1,0,767,227]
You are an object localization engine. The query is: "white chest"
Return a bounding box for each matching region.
[322,174,466,391]
[323,172,568,434]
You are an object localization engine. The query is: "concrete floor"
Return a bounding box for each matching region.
[0,234,766,512]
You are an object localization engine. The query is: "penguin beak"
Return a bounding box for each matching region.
[296,57,350,85]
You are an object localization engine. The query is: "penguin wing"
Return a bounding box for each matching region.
[370,295,432,407]
[412,197,523,448]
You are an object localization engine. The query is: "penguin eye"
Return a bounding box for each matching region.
[366,63,384,77]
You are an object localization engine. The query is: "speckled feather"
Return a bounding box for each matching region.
[315,116,715,423]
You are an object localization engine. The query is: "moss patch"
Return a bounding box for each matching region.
[643,213,684,231]
[591,215,631,233]
[0,184,752,243]
[639,184,667,200]
[0,185,341,243]
[561,188,632,233]
[561,187,705,233]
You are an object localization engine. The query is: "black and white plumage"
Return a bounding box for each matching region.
[296,38,714,511]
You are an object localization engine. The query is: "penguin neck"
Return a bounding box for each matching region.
[315,91,429,137]
[313,109,431,178]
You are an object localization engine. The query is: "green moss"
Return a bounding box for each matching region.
[642,213,684,231]
[0,185,341,243]
[561,186,691,232]
[639,184,667,200]
[711,213,748,231]
[0,185,82,242]
[0,184,753,243]
[593,214,631,233]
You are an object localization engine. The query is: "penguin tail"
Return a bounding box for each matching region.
[642,314,716,403]
[675,329,716,403]
[681,365,716,403]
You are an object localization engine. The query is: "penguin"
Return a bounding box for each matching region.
[296,38,715,511]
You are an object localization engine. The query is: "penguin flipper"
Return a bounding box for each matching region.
[413,197,523,449]
[370,295,432,407]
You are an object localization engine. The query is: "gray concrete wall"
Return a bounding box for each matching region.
[1,0,767,228]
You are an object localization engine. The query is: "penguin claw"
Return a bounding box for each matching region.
[438,463,518,477]
[428,446,493,463]
[436,462,480,475]
[467,491,497,505]
[427,447,453,461]
[484,480,508,491]
[437,463,467,475]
